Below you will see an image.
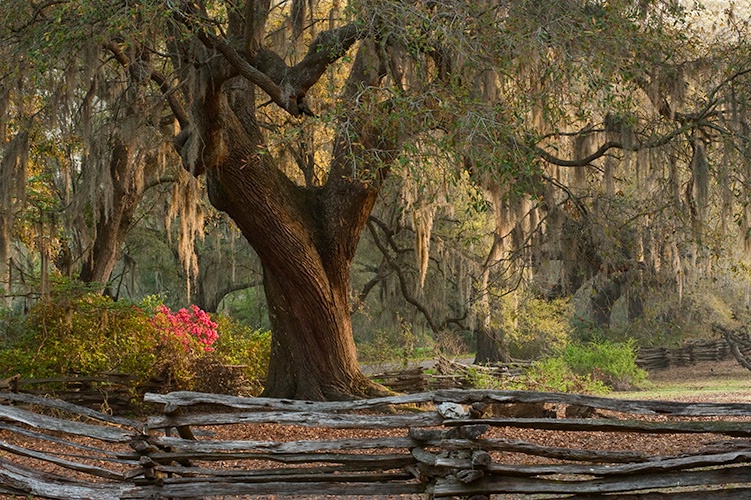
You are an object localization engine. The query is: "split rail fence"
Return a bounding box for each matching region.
[3,389,751,498]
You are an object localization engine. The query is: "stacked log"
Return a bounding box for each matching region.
[371,357,530,393]
[636,339,732,371]
[6,364,252,415]
[11,373,141,414]
[372,366,427,393]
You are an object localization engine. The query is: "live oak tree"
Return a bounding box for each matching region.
[4,0,403,399]
[351,1,751,362]
[3,0,749,399]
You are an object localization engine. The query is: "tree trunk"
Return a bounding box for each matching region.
[591,275,622,329]
[206,159,388,400]
[475,327,510,365]
[78,203,130,287]
[79,142,140,291]
[262,262,376,399]
[171,26,391,400]
[0,131,28,306]
[627,288,645,322]
[474,185,510,366]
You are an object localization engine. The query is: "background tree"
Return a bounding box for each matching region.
[352,0,751,362]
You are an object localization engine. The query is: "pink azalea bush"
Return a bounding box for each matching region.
[151,304,219,352]
[0,282,271,397]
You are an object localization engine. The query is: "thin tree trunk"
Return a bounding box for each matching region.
[591,276,621,329]
[475,327,510,365]
[79,143,140,290]
[474,185,510,365]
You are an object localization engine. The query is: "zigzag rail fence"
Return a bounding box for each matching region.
[3,389,751,498]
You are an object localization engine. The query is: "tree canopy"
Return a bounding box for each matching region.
[1,0,750,399]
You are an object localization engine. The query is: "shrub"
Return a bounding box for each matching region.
[145,311,271,394]
[461,356,609,393]
[151,304,219,352]
[506,295,572,359]
[464,366,506,390]
[357,330,404,369]
[512,357,610,394]
[0,287,271,397]
[0,291,159,382]
[357,318,435,369]
[210,315,271,394]
[493,339,647,394]
[562,339,648,390]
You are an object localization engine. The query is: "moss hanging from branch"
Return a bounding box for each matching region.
[413,204,436,291]
[690,139,709,225]
[167,169,205,300]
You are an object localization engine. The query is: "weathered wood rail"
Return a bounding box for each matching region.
[371,356,529,393]
[2,389,751,498]
[636,339,732,370]
[372,340,736,394]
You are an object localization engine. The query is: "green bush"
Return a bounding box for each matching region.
[461,357,609,393]
[0,287,271,396]
[506,295,572,359]
[464,366,506,390]
[562,339,648,390]
[0,291,159,382]
[211,315,271,394]
[512,357,610,394]
[494,339,647,394]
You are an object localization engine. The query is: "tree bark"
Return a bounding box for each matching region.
[204,143,388,400]
[590,274,622,329]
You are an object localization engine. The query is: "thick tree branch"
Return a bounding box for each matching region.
[287,23,362,90]
[199,34,294,112]
[203,23,363,117]
[242,0,270,52]
[367,216,411,255]
[535,121,698,167]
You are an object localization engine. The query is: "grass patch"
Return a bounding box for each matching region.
[617,359,751,400]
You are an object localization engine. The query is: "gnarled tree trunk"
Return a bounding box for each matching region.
[208,155,384,399]
[175,36,392,399]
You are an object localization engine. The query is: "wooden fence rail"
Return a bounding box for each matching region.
[636,339,732,370]
[2,389,751,498]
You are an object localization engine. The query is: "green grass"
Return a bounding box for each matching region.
[616,359,751,401]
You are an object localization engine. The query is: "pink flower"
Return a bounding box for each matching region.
[150,304,219,352]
